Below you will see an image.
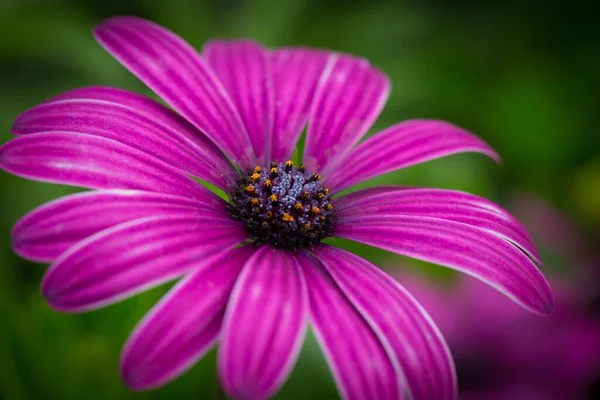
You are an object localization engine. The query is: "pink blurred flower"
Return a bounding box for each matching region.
[0,17,553,400]
[400,194,600,400]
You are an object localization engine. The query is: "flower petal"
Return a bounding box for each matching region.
[13,87,236,190]
[270,48,332,162]
[94,17,255,168]
[12,189,227,263]
[298,252,402,400]
[304,54,390,174]
[334,215,554,315]
[218,247,308,399]
[327,119,500,193]
[41,214,246,312]
[204,41,274,165]
[0,131,212,201]
[335,186,541,263]
[314,245,457,400]
[121,246,255,390]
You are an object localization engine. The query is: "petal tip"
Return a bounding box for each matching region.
[120,367,155,392]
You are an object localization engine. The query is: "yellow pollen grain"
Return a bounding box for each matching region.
[303,191,310,198]
[294,202,304,211]
[325,203,333,211]
[270,167,278,174]
[270,194,278,202]
[282,213,294,222]
[312,173,321,181]
[317,193,325,199]
[264,180,272,188]
[253,166,262,173]
[323,187,329,194]
[285,160,294,167]
[245,185,255,193]
[311,206,320,214]
[251,198,259,206]
[251,172,260,181]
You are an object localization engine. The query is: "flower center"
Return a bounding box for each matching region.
[228,160,334,249]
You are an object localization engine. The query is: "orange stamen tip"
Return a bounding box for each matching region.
[251,198,259,205]
[311,206,320,214]
[325,203,333,210]
[253,166,262,173]
[264,180,272,188]
[251,172,260,180]
[294,202,304,210]
[245,185,255,193]
[270,194,278,202]
[282,213,295,222]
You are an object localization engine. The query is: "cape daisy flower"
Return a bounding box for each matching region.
[0,16,554,400]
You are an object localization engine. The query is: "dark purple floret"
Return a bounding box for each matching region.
[228,160,334,249]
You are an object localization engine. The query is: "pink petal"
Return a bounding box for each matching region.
[204,41,274,165]
[327,119,500,193]
[298,252,402,400]
[121,246,255,390]
[12,189,227,262]
[314,246,457,400]
[94,17,256,169]
[42,214,246,312]
[335,186,541,263]
[0,131,212,201]
[13,87,236,190]
[334,215,554,315]
[270,48,333,162]
[218,247,308,399]
[304,54,390,175]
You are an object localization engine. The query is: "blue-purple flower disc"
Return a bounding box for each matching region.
[228,161,334,249]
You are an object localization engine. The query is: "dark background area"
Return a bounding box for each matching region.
[1,0,599,398]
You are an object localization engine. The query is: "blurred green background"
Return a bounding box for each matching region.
[1,0,599,399]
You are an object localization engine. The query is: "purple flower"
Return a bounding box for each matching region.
[397,194,600,399]
[0,16,553,400]
[400,273,600,400]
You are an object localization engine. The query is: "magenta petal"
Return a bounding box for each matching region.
[121,246,255,390]
[41,215,246,312]
[13,87,236,190]
[270,49,332,162]
[298,252,402,400]
[94,17,256,169]
[328,119,500,193]
[12,190,226,262]
[304,54,390,174]
[334,216,554,315]
[314,246,457,400]
[204,41,274,165]
[336,186,541,263]
[218,247,308,399]
[0,132,212,201]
